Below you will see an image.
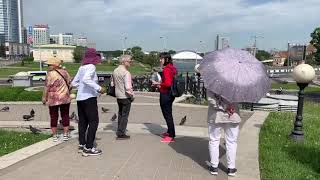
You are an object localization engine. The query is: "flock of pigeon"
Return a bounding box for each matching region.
[0,106,187,135]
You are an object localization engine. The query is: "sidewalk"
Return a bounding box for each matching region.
[0,96,268,180]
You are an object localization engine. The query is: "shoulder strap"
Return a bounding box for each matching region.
[54,69,70,90]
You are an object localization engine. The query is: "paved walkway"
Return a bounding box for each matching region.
[0,96,253,128]
[0,96,268,180]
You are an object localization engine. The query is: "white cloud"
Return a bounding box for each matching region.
[24,0,320,50]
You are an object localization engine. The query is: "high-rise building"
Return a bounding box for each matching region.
[50,33,74,45]
[76,37,88,47]
[215,34,230,50]
[0,0,24,44]
[21,26,27,44]
[32,24,50,46]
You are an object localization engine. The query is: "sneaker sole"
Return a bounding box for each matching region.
[160,140,175,143]
[78,149,83,153]
[210,172,218,175]
[116,137,130,140]
[228,173,236,177]
[82,152,102,157]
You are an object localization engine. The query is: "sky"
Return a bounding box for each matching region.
[24,0,320,52]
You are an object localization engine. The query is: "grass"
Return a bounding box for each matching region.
[0,129,50,156]
[259,102,320,180]
[0,87,42,101]
[180,96,208,106]
[0,61,150,78]
[271,83,320,93]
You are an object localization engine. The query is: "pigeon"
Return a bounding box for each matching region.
[68,112,79,123]
[23,115,33,121]
[110,113,117,121]
[30,109,35,117]
[179,116,187,125]
[72,114,79,123]
[0,106,9,112]
[59,119,63,125]
[69,112,76,119]
[29,125,41,134]
[101,107,109,113]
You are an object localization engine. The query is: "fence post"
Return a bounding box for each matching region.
[185,72,189,94]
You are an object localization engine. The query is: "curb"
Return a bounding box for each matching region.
[0,136,65,170]
[234,111,269,180]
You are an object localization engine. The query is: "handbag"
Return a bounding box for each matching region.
[107,77,116,97]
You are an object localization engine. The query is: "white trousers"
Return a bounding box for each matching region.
[208,123,239,169]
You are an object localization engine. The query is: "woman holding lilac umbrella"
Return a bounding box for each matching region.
[199,48,270,176]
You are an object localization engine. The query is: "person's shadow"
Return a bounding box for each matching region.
[143,123,166,136]
[168,136,228,173]
[142,123,228,173]
[103,122,117,132]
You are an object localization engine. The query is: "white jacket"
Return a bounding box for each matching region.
[207,90,241,124]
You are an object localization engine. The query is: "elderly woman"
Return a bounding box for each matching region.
[42,57,71,142]
[206,90,241,177]
[71,48,105,156]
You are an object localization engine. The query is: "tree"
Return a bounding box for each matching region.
[73,46,86,63]
[310,27,320,64]
[283,58,288,66]
[101,50,123,59]
[131,46,144,62]
[256,50,272,61]
[143,52,159,69]
[306,54,316,65]
[0,44,5,57]
[168,50,176,55]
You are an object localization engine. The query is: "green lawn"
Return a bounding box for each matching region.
[259,102,320,180]
[0,129,50,156]
[271,83,320,93]
[0,61,150,78]
[0,87,42,101]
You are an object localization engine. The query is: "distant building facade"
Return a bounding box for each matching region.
[33,44,76,63]
[50,33,74,45]
[32,24,50,46]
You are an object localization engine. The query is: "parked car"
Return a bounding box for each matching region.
[269,73,280,78]
[27,71,47,81]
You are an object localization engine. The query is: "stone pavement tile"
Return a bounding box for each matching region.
[62,172,105,180]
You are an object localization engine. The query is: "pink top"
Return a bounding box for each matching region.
[44,69,71,106]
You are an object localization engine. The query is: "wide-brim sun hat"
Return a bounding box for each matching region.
[82,48,102,65]
[46,57,62,66]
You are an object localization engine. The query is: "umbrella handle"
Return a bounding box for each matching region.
[227,105,236,117]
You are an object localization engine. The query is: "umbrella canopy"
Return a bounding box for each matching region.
[199,48,270,103]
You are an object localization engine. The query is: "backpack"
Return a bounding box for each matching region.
[169,67,185,97]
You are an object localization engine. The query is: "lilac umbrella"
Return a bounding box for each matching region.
[199,48,270,103]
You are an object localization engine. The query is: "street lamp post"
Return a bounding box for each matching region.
[194,64,201,104]
[39,46,42,71]
[122,37,127,55]
[160,36,166,52]
[290,64,316,141]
